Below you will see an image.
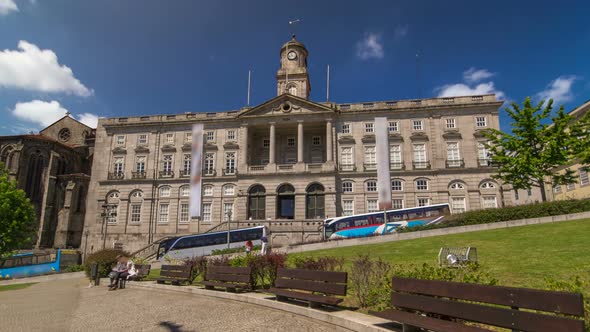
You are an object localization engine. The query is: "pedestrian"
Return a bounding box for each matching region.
[245,240,253,255]
[260,236,268,255]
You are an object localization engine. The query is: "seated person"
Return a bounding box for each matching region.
[109,256,126,289]
[109,255,137,290]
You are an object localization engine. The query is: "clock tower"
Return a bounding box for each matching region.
[276,35,311,99]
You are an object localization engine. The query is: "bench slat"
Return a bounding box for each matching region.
[277,268,347,283]
[268,288,343,305]
[275,277,346,296]
[208,265,251,275]
[392,292,586,332]
[392,276,585,316]
[160,270,192,278]
[370,309,491,332]
[161,265,192,272]
[206,272,250,284]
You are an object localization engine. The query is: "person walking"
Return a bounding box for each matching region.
[260,236,268,255]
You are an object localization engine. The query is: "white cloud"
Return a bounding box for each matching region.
[356,33,384,60]
[536,76,576,105]
[0,0,18,16]
[11,100,69,128]
[436,82,505,100]
[77,113,99,128]
[0,40,93,96]
[463,67,494,83]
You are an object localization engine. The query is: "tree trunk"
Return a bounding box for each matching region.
[538,180,547,202]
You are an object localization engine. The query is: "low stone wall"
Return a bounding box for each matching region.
[283,211,590,254]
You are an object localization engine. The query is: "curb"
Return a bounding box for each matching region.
[0,271,86,286]
[127,282,392,332]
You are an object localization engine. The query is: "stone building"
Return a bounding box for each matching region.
[0,116,94,248]
[83,37,507,253]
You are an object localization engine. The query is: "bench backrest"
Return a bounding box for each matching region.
[160,265,192,279]
[391,276,586,332]
[275,268,347,296]
[205,265,252,284]
[135,264,151,277]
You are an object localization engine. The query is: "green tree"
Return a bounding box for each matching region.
[569,109,590,169]
[484,97,577,202]
[0,163,36,259]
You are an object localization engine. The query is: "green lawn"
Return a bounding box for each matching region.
[0,283,37,292]
[292,218,590,288]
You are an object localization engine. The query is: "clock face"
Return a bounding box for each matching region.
[287,51,297,60]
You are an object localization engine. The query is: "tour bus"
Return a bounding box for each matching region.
[322,203,450,240]
[157,225,267,260]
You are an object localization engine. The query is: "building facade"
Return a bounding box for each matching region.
[0,116,94,248]
[84,37,506,253]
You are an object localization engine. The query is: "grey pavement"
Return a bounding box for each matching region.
[0,278,349,332]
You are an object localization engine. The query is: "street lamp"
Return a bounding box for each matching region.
[101,204,117,249]
[83,230,90,262]
[226,209,232,249]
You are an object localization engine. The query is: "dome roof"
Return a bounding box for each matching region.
[281,35,306,51]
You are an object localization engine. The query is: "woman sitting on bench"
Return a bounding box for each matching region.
[109,255,137,290]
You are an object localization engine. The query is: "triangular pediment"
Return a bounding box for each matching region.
[238,94,335,118]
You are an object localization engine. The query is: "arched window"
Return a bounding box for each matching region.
[180,185,190,197]
[26,152,45,202]
[248,185,266,220]
[105,191,120,224]
[449,182,466,190]
[129,190,143,224]
[277,184,295,219]
[480,181,496,189]
[203,185,214,196]
[159,186,171,197]
[306,183,325,219]
[223,184,236,196]
[76,185,86,213]
[288,85,297,96]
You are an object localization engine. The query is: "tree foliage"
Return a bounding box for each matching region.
[0,163,37,259]
[569,109,590,169]
[483,98,578,201]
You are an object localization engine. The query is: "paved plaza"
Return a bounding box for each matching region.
[0,278,347,332]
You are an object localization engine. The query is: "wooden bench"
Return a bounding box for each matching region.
[156,265,193,286]
[268,268,347,308]
[200,265,252,292]
[370,276,586,332]
[118,264,151,289]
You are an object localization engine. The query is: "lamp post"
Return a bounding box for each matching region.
[226,209,232,249]
[101,204,117,249]
[83,230,89,262]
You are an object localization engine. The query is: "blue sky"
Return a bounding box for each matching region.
[0,0,588,134]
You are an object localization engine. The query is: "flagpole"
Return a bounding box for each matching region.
[247,69,251,106]
[326,64,330,102]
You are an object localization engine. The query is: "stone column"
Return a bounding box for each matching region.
[297,120,304,163]
[326,119,333,162]
[241,124,248,166]
[269,122,276,164]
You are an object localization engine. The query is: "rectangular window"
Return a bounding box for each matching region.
[388,121,399,133]
[446,118,456,129]
[202,203,212,222]
[416,179,428,191]
[225,152,236,174]
[135,156,146,173]
[554,184,562,193]
[446,142,461,167]
[478,142,490,166]
[263,139,270,148]
[341,123,351,134]
[365,122,374,133]
[417,198,430,207]
[223,202,234,221]
[137,134,148,145]
[312,136,321,145]
[366,181,377,192]
[203,186,213,196]
[342,182,353,193]
[180,186,190,197]
[158,204,169,223]
[130,204,142,223]
[287,137,296,147]
[165,133,175,145]
[106,205,118,224]
[113,157,124,174]
[451,197,466,214]
[413,144,427,168]
[162,155,173,173]
[412,120,423,131]
[476,116,487,128]
[367,199,378,213]
[566,183,575,191]
[365,146,376,166]
[389,144,402,168]
[183,154,191,174]
[159,186,171,197]
[116,135,125,146]
[482,196,497,209]
[391,180,403,191]
[206,131,215,142]
[342,199,354,216]
[185,132,192,142]
[204,153,215,174]
[227,130,236,141]
[179,203,189,223]
[223,185,235,196]
[580,168,589,186]
[340,147,354,170]
[392,199,403,210]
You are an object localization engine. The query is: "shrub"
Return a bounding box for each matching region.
[398,199,590,233]
[182,256,208,282]
[545,274,590,331]
[83,249,130,278]
[64,264,85,273]
[131,256,149,266]
[211,245,261,256]
[229,252,288,289]
[291,256,345,271]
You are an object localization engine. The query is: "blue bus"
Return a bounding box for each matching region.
[157,225,267,260]
[322,203,450,240]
